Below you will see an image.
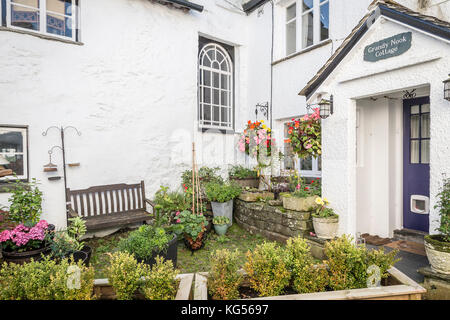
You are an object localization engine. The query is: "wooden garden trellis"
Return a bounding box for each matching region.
[191,142,203,215]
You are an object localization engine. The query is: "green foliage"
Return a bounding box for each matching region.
[205,182,241,203]
[153,186,191,214]
[325,235,399,291]
[435,177,450,242]
[0,256,95,300]
[181,166,223,190]
[229,165,258,179]
[105,251,147,300]
[50,231,84,259]
[212,216,230,225]
[7,178,43,224]
[208,249,243,300]
[244,241,290,297]
[176,210,208,239]
[141,256,179,300]
[67,216,87,241]
[313,197,338,219]
[285,111,321,159]
[118,225,171,260]
[285,236,328,293]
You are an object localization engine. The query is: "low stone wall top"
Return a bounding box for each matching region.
[234,199,313,243]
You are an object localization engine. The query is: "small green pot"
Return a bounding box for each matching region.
[214,224,229,236]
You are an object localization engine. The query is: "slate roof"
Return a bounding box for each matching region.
[157,0,203,12]
[242,0,269,14]
[299,0,450,99]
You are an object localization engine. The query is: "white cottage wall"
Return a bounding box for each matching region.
[0,0,266,228]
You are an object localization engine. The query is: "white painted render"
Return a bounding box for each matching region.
[308,17,450,236]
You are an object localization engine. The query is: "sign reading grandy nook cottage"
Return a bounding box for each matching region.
[364,32,412,62]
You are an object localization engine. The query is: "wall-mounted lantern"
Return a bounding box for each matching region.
[318,95,334,119]
[444,75,450,101]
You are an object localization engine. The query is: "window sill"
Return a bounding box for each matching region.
[0,26,83,46]
[199,127,235,135]
[272,39,332,66]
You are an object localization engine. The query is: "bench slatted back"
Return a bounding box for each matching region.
[66,181,146,218]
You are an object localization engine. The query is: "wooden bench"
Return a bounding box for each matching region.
[66,181,155,231]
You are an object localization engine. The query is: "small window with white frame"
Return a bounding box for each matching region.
[198,37,234,131]
[4,0,79,41]
[284,0,330,55]
[0,126,29,182]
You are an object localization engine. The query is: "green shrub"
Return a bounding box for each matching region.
[176,210,208,239]
[208,249,242,300]
[205,182,241,203]
[181,166,223,189]
[7,178,43,224]
[153,186,191,214]
[105,251,147,300]
[285,236,328,294]
[244,242,290,297]
[212,216,230,225]
[141,256,179,300]
[325,235,398,290]
[435,177,450,242]
[50,231,84,259]
[118,225,171,260]
[229,165,258,179]
[0,256,95,300]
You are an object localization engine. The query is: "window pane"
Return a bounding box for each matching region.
[220,74,228,89]
[0,130,24,153]
[221,108,228,124]
[3,154,24,176]
[203,70,211,86]
[286,21,296,55]
[301,156,313,171]
[11,4,40,31]
[220,61,228,72]
[286,3,296,21]
[220,90,228,105]
[202,56,211,68]
[47,14,72,37]
[410,115,420,138]
[421,104,430,113]
[203,105,211,121]
[421,113,430,138]
[302,0,313,12]
[302,11,314,48]
[213,106,220,122]
[411,105,419,114]
[213,89,220,105]
[411,140,419,164]
[12,0,39,7]
[47,0,72,15]
[203,87,211,104]
[213,72,220,88]
[320,2,329,41]
[421,140,430,164]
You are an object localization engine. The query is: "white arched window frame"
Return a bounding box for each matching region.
[198,43,234,130]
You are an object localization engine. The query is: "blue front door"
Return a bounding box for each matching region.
[403,97,430,232]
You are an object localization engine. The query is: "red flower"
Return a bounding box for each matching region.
[304,187,309,191]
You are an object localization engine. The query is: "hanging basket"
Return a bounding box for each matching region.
[184,229,207,251]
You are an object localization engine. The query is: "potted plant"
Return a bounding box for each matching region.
[118,224,177,267]
[212,216,230,236]
[228,165,259,189]
[205,182,241,226]
[424,177,450,274]
[312,197,339,239]
[282,175,320,212]
[49,217,92,266]
[176,210,208,251]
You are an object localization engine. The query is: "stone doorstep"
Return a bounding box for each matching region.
[393,228,428,244]
[418,267,450,300]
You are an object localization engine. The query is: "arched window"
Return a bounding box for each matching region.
[198,42,233,130]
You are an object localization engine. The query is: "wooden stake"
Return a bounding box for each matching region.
[192,143,195,213]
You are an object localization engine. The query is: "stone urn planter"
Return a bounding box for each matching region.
[211,200,233,227]
[238,191,274,202]
[282,195,317,212]
[312,216,339,240]
[424,235,450,275]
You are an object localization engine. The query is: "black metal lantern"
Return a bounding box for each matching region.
[444,75,450,101]
[318,95,334,119]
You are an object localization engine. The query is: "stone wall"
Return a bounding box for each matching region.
[234,199,313,243]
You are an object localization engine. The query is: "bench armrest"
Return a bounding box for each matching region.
[67,207,79,219]
[145,198,155,211]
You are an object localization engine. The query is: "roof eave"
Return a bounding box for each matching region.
[163,0,204,12]
[242,0,269,14]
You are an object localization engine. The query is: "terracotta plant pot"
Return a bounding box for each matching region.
[424,235,450,275]
[1,244,51,265]
[229,177,259,189]
[312,216,339,240]
[282,195,317,212]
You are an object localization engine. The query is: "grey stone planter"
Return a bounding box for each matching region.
[312,216,339,239]
[424,235,450,275]
[211,200,233,226]
[282,195,317,212]
[230,177,259,189]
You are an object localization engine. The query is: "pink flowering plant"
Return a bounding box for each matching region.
[238,120,275,158]
[284,108,321,159]
[0,220,50,253]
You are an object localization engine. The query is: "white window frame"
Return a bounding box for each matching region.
[284,0,330,56]
[0,126,29,182]
[6,0,78,41]
[198,43,234,131]
[285,2,297,55]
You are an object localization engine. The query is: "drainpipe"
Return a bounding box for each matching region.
[270,0,274,129]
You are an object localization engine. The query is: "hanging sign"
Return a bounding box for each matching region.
[364,32,412,62]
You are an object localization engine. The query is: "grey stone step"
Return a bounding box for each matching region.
[393,228,428,244]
